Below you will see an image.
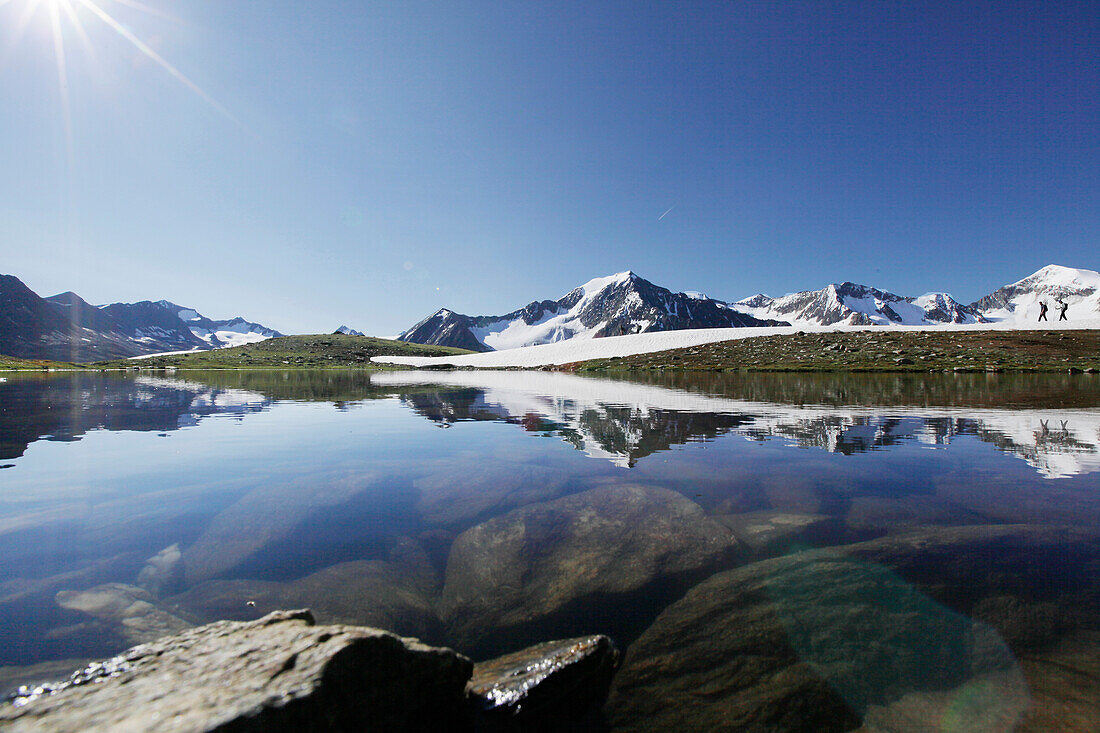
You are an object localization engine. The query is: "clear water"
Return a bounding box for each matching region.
[1,370,1099,730]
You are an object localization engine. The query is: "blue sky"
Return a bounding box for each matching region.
[2,1,1097,335]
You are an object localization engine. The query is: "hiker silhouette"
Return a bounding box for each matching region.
[1058,300,1068,321]
[1038,302,1048,322]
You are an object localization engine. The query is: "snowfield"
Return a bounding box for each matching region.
[372,318,1100,369]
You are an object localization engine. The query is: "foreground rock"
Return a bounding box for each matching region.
[1,610,472,732]
[469,636,620,731]
[441,485,735,655]
[2,610,622,732]
[608,525,1100,732]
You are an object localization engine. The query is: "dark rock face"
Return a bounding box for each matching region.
[469,635,620,731]
[0,275,140,361]
[399,272,783,352]
[1,610,474,733]
[400,309,495,352]
[440,485,735,656]
[0,274,281,361]
[99,301,209,352]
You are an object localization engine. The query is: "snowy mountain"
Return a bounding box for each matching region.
[153,300,283,348]
[399,271,785,352]
[736,283,984,327]
[97,301,210,352]
[970,264,1100,324]
[0,275,283,361]
[0,279,142,361]
[334,325,365,336]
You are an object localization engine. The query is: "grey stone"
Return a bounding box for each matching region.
[1,609,473,732]
[469,635,620,731]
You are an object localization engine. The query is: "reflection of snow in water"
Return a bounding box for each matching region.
[373,371,1100,479]
[134,376,269,414]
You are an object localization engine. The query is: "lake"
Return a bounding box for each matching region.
[1,369,1099,731]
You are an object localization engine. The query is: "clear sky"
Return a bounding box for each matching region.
[2,1,1097,335]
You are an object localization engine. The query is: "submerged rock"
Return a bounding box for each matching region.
[469,635,620,731]
[440,485,734,654]
[1,609,473,732]
[608,525,1100,731]
[54,582,191,646]
[713,511,845,557]
[180,470,382,585]
[169,537,442,641]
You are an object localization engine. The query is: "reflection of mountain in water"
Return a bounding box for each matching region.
[400,389,751,468]
[0,371,424,461]
[0,376,271,460]
[374,371,1100,479]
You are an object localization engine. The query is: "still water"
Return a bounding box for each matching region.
[1,370,1099,730]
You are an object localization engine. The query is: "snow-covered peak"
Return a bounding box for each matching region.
[335,325,364,336]
[1014,264,1100,290]
[571,271,637,299]
[736,294,773,309]
[972,265,1100,323]
[400,271,773,352]
[738,282,982,327]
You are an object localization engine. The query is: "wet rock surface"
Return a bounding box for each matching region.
[441,485,735,655]
[469,635,620,731]
[0,609,474,732]
[607,525,1100,732]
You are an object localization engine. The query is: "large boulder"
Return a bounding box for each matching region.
[607,525,1100,732]
[180,471,382,585]
[1,610,473,732]
[440,485,735,655]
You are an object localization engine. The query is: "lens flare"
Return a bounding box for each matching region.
[1,0,236,137]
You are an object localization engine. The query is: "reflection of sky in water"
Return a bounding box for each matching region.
[1,372,1098,730]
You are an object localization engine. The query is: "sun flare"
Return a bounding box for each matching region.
[1,0,233,145]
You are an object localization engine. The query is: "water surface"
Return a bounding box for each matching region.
[1,370,1098,730]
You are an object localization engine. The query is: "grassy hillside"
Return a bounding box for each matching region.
[574,329,1100,373]
[0,354,85,370]
[95,334,473,369]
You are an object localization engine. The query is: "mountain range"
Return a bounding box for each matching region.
[398,264,1100,351]
[0,276,282,362]
[2,264,1097,361]
[399,271,785,352]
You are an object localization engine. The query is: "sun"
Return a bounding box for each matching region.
[1,0,232,145]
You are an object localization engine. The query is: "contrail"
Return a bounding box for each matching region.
[657,205,676,221]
